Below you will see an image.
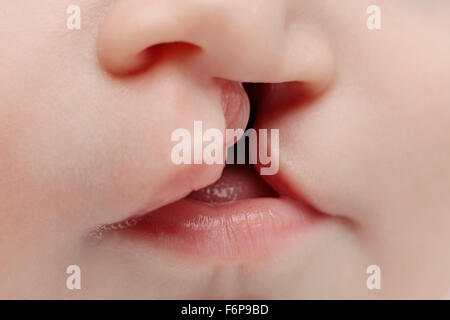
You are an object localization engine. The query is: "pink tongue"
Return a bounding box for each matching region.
[188,165,276,204]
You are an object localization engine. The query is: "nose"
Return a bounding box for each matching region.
[97,0,335,85]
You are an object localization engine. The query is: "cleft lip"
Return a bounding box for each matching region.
[88,79,332,259]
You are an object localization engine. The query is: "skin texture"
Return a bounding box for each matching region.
[0,0,450,299]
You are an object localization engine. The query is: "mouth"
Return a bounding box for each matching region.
[90,82,326,261]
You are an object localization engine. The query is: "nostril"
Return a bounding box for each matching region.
[106,41,202,77]
[143,41,202,65]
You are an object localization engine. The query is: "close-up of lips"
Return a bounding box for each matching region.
[1,0,450,306]
[92,82,325,261]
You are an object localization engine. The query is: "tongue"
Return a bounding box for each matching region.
[188,164,276,204]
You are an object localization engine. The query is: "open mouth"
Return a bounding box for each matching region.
[91,82,324,260]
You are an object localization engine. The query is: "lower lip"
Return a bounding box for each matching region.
[121,196,320,260]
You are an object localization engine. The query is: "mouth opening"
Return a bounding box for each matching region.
[188,82,278,205]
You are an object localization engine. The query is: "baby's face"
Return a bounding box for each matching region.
[1,0,449,299]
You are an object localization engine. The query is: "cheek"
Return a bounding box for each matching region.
[356,5,450,215]
[1,62,228,230]
[261,2,450,222]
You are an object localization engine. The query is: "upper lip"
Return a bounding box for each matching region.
[92,80,328,231]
